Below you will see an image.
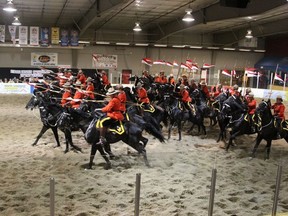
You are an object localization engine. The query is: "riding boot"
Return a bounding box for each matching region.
[97,127,107,145]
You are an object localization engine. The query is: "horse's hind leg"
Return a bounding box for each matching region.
[64,130,82,153]
[140,136,148,148]
[264,140,272,161]
[177,121,182,141]
[51,127,60,148]
[250,136,262,159]
[32,125,49,146]
[103,143,115,159]
[97,145,112,169]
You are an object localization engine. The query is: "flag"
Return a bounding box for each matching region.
[191,64,199,70]
[181,63,191,70]
[173,61,179,67]
[19,26,28,45]
[203,63,215,68]
[221,69,231,77]
[166,62,173,67]
[153,60,166,65]
[185,59,193,68]
[141,58,153,66]
[30,26,39,46]
[245,68,258,77]
[274,74,284,82]
[231,70,236,76]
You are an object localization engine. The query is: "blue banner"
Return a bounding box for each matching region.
[70,30,79,46]
[40,27,49,47]
[60,29,69,46]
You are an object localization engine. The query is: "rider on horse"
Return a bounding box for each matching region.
[272,95,285,139]
[179,84,195,114]
[115,84,127,114]
[61,82,72,107]
[247,92,257,132]
[98,87,124,145]
[135,82,150,110]
[85,77,95,100]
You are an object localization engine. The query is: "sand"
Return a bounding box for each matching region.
[0,94,288,216]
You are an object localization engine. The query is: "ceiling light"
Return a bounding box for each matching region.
[133,22,142,32]
[3,0,17,12]
[154,44,167,47]
[135,43,149,46]
[96,41,110,45]
[207,47,220,50]
[239,49,251,52]
[116,42,130,46]
[12,17,21,26]
[78,41,90,44]
[182,9,195,22]
[245,29,253,39]
[172,45,185,48]
[254,49,266,53]
[190,46,202,49]
[223,47,236,51]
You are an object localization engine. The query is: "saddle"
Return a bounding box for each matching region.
[140,103,155,113]
[96,119,125,135]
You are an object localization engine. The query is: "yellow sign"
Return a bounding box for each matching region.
[51,27,59,45]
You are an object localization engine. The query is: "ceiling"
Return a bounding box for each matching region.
[0,0,287,47]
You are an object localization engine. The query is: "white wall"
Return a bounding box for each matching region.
[0,46,264,84]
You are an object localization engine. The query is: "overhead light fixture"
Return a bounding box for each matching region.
[78,41,90,44]
[116,42,130,46]
[239,49,251,52]
[133,22,142,32]
[207,47,220,50]
[135,43,149,46]
[154,44,167,47]
[3,0,17,12]
[254,49,266,53]
[223,47,236,51]
[182,9,195,22]
[245,29,253,39]
[12,17,21,26]
[172,45,185,48]
[96,41,110,45]
[190,46,202,49]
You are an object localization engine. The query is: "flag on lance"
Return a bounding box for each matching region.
[165,62,173,67]
[153,60,166,65]
[141,58,153,66]
[185,59,193,67]
[173,61,179,67]
[245,68,258,77]
[180,63,191,70]
[274,74,284,82]
[203,63,215,68]
[221,69,232,77]
[231,69,236,76]
[191,64,199,70]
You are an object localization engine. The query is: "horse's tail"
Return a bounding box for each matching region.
[143,122,165,143]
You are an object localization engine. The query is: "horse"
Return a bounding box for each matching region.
[251,100,288,160]
[25,91,82,153]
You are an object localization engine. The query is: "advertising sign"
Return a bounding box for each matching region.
[92,54,118,69]
[31,52,58,66]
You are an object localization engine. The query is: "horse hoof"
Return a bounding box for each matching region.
[109,154,116,160]
[104,163,112,170]
[64,150,69,154]
[31,143,36,146]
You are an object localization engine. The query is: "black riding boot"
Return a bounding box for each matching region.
[97,127,107,145]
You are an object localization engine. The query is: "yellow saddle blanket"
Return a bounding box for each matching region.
[96,119,125,135]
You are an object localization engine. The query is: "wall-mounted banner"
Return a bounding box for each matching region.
[19,26,28,45]
[30,26,39,45]
[92,54,118,69]
[70,29,79,46]
[0,83,31,94]
[51,27,59,45]
[60,29,69,46]
[40,27,49,47]
[31,52,58,66]
[8,25,17,44]
[0,25,5,42]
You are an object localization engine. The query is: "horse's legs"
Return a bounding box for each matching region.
[88,143,111,169]
[226,130,240,151]
[32,125,49,146]
[140,136,148,148]
[168,120,173,140]
[103,143,115,159]
[177,120,182,141]
[202,122,206,135]
[251,135,262,159]
[63,130,82,153]
[51,127,61,148]
[128,136,150,167]
[264,140,272,161]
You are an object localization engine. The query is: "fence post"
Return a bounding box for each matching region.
[208,168,217,216]
[272,164,282,216]
[50,177,55,216]
[134,173,141,216]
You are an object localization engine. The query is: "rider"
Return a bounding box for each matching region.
[179,84,195,114]
[159,71,167,84]
[101,70,110,90]
[61,82,72,107]
[70,81,84,108]
[199,80,210,100]
[115,84,127,114]
[85,77,95,99]
[77,69,87,87]
[271,95,285,139]
[247,92,257,132]
[135,82,150,110]
[168,74,175,85]
[98,87,124,144]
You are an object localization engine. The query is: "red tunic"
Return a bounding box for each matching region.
[61,91,71,107]
[137,87,150,103]
[70,90,84,108]
[77,74,87,86]
[102,74,110,85]
[159,77,167,84]
[201,86,210,98]
[272,103,285,120]
[247,98,256,114]
[118,91,127,112]
[169,78,175,85]
[86,83,95,99]
[101,97,124,120]
[154,77,161,83]
[180,89,192,103]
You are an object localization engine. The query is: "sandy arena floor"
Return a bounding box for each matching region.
[0,94,288,216]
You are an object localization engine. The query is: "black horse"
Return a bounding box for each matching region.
[251,100,288,160]
[25,92,82,153]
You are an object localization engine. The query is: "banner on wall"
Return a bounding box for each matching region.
[92,54,118,69]
[70,29,79,46]
[19,26,28,45]
[0,83,31,94]
[51,27,59,45]
[60,29,69,46]
[8,25,17,44]
[30,26,39,45]
[40,27,49,46]
[0,25,5,42]
[31,52,58,66]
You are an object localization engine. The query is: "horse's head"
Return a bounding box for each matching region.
[25,94,40,110]
[255,99,271,115]
[221,103,232,116]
